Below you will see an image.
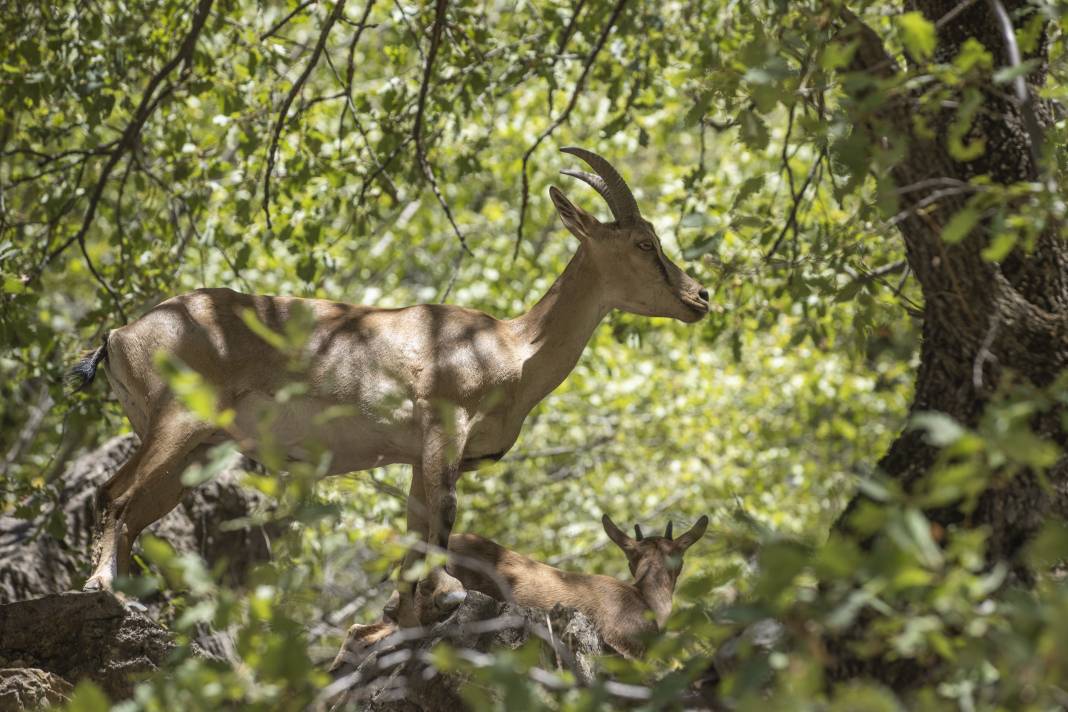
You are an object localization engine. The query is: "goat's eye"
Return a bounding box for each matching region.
[638,241,654,251]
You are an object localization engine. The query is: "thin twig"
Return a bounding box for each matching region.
[935,0,979,28]
[547,0,588,115]
[764,148,826,263]
[317,3,398,203]
[263,0,348,231]
[513,0,629,259]
[973,312,1001,391]
[261,0,317,40]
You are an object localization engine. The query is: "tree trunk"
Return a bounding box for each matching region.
[831,0,1068,685]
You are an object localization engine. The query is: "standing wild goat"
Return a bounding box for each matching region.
[331,514,709,668]
[69,148,709,626]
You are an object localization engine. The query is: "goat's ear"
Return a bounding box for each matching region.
[602,514,633,551]
[550,186,599,242]
[674,515,709,551]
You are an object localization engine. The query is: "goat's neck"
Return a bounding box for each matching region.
[633,565,675,629]
[510,245,609,408]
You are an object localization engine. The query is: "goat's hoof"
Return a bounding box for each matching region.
[122,597,148,613]
[382,590,401,622]
[330,622,398,674]
[82,575,109,592]
[434,590,467,612]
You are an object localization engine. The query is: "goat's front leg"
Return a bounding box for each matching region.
[396,420,468,626]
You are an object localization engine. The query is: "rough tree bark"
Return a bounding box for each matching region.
[832,0,1068,685]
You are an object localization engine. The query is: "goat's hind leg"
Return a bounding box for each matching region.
[85,407,215,592]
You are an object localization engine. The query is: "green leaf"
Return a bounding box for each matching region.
[733,175,766,207]
[297,254,318,282]
[903,508,944,568]
[910,411,966,446]
[182,442,239,487]
[1027,520,1068,567]
[738,110,769,151]
[941,207,979,244]
[992,59,1039,84]
[683,230,723,260]
[954,38,993,74]
[820,40,859,71]
[896,11,936,61]
[981,231,1017,261]
[67,680,110,712]
[2,275,26,294]
[835,279,865,303]
[240,309,287,350]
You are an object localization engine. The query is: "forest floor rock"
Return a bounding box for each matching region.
[0,591,181,703]
[322,590,603,712]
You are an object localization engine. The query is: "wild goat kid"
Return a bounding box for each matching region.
[331,513,709,669]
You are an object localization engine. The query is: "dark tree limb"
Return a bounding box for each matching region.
[831,0,1068,622]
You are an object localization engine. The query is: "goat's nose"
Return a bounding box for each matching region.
[698,288,709,303]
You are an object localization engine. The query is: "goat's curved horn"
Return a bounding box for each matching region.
[560,147,641,224]
[560,169,619,218]
[665,521,673,540]
[634,524,644,541]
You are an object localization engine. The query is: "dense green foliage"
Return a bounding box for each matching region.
[2,0,1067,708]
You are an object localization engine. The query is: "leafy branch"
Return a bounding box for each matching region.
[413,0,473,257]
[513,0,629,259]
[35,0,216,323]
[263,0,348,232]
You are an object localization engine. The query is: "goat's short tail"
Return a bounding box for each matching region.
[67,334,109,393]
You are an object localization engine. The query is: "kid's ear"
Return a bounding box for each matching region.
[674,515,709,551]
[549,186,600,242]
[602,514,633,551]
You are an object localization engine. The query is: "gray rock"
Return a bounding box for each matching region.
[0,668,73,711]
[323,591,604,712]
[0,434,275,606]
[0,435,276,708]
[0,592,177,700]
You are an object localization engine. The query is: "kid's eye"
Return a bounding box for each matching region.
[638,241,654,251]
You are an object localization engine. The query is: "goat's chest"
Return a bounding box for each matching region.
[460,381,532,464]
